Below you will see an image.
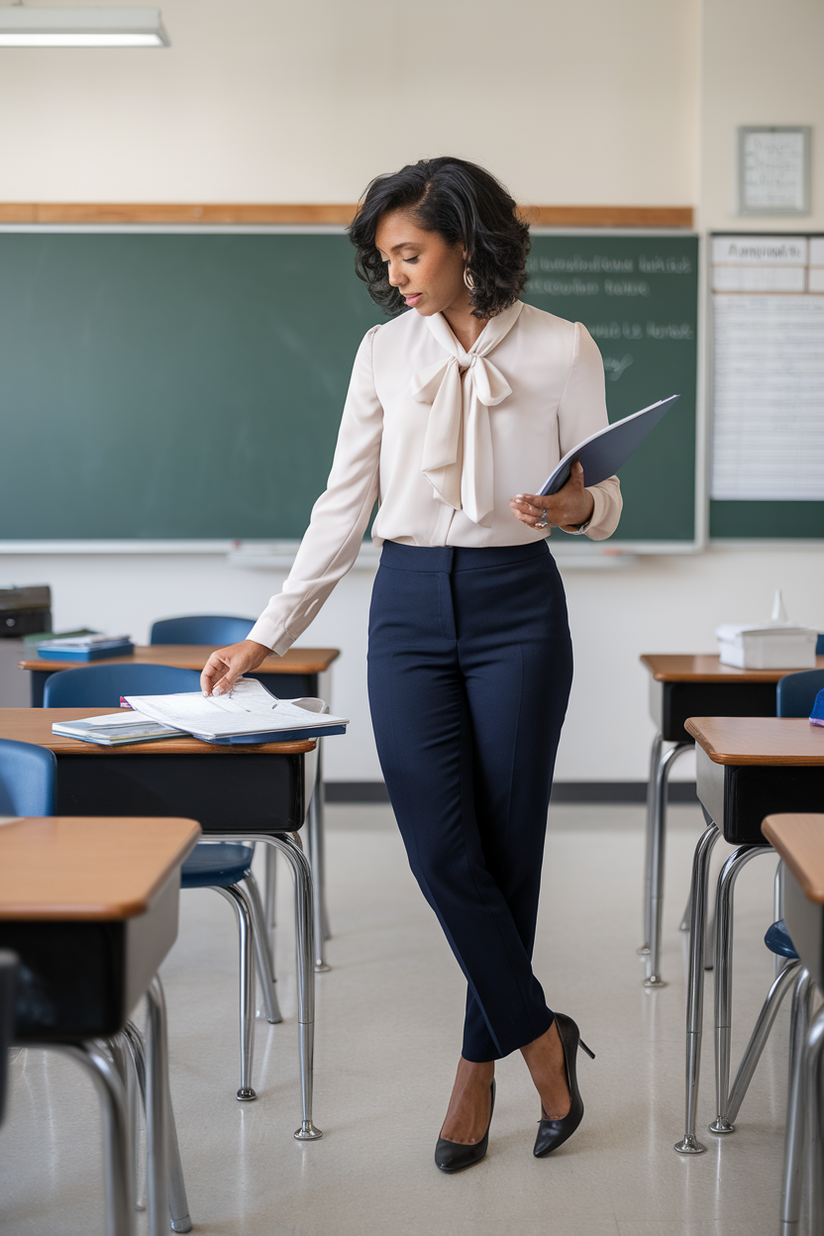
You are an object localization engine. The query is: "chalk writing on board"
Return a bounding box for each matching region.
[604,281,650,296]
[526,254,633,273]
[603,354,634,382]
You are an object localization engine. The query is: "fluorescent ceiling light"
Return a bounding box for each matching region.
[0,7,169,47]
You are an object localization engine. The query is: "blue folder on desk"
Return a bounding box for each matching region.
[540,394,680,496]
[205,725,348,745]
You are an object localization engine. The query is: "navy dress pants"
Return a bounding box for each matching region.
[367,540,573,1062]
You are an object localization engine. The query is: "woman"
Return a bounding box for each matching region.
[201,157,622,1171]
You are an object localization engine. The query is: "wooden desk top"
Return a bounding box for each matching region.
[762,814,824,904]
[18,645,340,676]
[685,717,824,766]
[641,653,824,683]
[0,816,200,920]
[0,708,316,756]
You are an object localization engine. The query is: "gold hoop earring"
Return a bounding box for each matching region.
[463,265,475,291]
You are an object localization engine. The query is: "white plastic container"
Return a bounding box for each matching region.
[715,623,818,670]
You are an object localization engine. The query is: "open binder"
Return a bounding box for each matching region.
[540,394,680,497]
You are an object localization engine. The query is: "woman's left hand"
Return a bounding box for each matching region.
[510,461,595,532]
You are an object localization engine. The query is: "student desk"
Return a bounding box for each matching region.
[0,814,200,1236]
[19,645,340,969]
[760,813,824,1234]
[674,717,824,1156]
[638,654,824,988]
[18,645,340,708]
[0,708,321,1141]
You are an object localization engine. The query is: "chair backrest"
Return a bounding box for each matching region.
[0,738,57,816]
[150,615,254,645]
[43,663,203,708]
[776,668,824,718]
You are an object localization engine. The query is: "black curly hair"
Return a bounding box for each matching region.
[348,157,530,320]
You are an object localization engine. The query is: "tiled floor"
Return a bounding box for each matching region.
[0,803,795,1235]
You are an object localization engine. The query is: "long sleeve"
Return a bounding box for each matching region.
[557,323,623,541]
[248,325,383,655]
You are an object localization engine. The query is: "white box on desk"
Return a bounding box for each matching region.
[716,624,818,670]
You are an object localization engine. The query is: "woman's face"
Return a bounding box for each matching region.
[374,210,469,319]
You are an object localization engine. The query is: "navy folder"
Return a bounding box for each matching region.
[540,394,680,497]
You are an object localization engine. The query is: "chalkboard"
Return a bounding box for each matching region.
[0,229,698,543]
[523,234,698,542]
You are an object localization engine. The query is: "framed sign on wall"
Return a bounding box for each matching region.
[737,126,811,215]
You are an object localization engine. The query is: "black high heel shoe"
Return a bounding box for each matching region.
[434,1079,496,1173]
[533,1013,595,1158]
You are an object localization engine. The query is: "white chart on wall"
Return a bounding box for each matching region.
[711,236,824,502]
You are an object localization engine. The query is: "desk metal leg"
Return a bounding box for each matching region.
[781,969,815,1231]
[644,739,692,988]
[57,1041,135,1236]
[639,731,663,956]
[709,844,766,1134]
[264,845,278,946]
[120,1013,191,1234]
[108,1034,144,1214]
[674,819,719,1154]
[244,873,283,1024]
[211,831,322,1140]
[144,977,171,1236]
[307,742,331,972]
[216,883,258,1101]
[804,1005,824,1236]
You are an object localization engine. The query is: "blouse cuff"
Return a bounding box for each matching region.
[247,617,296,659]
[583,477,622,541]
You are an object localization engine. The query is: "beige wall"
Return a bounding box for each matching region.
[1,0,823,784]
[700,0,824,231]
[0,0,699,205]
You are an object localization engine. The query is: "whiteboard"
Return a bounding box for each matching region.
[711,235,824,502]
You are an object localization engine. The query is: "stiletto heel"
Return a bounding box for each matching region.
[435,1079,495,1173]
[533,1013,593,1158]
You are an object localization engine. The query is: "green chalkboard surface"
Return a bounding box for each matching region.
[523,234,698,542]
[0,230,698,542]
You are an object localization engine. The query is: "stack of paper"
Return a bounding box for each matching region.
[52,679,349,747]
[52,713,188,746]
[123,679,348,743]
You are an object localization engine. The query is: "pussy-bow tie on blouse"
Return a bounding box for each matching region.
[410,300,524,526]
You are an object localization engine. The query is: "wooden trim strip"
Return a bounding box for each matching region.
[0,202,694,229]
[521,205,693,229]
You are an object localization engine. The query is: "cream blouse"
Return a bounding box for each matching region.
[249,300,622,655]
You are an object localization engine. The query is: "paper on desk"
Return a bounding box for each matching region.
[123,677,349,741]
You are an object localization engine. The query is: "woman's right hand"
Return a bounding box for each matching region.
[200,640,273,697]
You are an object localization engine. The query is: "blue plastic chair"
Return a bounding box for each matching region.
[43,663,203,706]
[776,668,824,719]
[43,662,281,1101]
[150,615,254,645]
[0,738,57,817]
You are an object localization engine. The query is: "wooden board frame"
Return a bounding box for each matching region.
[0,203,694,228]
